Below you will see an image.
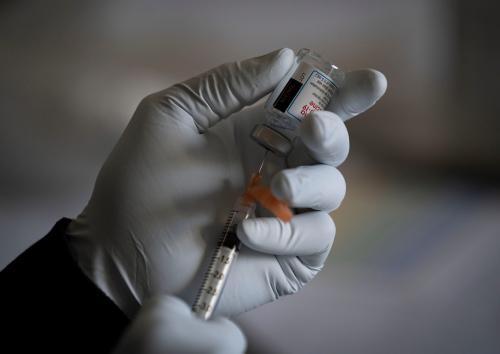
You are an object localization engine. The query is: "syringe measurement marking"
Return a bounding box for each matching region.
[193,229,239,318]
[193,210,237,306]
[193,185,258,319]
[202,256,232,296]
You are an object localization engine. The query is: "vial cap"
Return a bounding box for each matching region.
[251,124,293,157]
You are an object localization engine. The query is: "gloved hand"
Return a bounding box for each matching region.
[113,295,245,354]
[67,48,387,317]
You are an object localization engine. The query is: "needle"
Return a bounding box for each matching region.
[257,150,269,175]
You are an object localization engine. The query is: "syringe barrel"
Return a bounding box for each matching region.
[192,243,239,320]
[192,199,255,320]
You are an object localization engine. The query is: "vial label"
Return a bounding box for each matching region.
[271,62,337,130]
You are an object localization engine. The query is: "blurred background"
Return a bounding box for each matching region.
[1,0,499,353]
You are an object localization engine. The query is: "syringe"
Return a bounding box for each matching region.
[192,155,267,320]
[193,49,343,319]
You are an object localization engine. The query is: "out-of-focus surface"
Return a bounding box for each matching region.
[1,0,499,353]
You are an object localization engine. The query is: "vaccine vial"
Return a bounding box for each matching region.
[252,48,344,156]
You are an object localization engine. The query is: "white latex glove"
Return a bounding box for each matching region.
[67,48,387,317]
[113,295,245,354]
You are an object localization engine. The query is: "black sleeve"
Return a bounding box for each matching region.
[1,218,130,354]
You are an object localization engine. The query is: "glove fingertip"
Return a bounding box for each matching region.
[254,47,295,89]
[339,68,388,121]
[237,218,272,251]
[298,111,350,166]
[363,68,388,103]
[208,318,247,354]
[148,295,191,317]
[300,111,345,149]
[236,219,256,246]
[270,168,295,203]
[274,47,295,65]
